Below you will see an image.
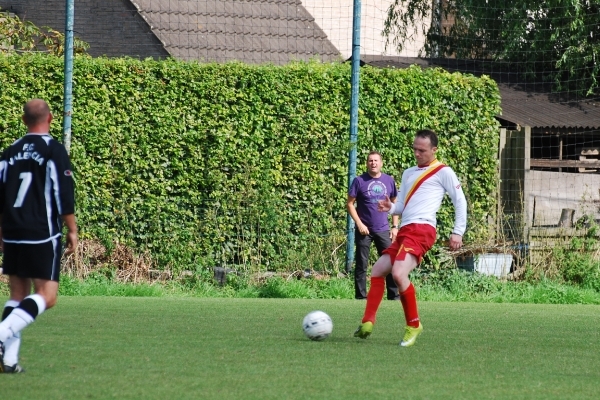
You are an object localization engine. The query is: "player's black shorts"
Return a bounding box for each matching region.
[1,238,62,281]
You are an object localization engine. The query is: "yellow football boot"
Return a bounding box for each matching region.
[353,321,374,339]
[400,323,423,347]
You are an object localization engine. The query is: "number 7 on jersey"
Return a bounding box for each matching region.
[14,172,32,208]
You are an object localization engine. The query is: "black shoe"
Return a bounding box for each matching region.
[2,363,25,373]
[387,296,400,301]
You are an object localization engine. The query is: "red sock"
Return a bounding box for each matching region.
[400,282,420,328]
[362,276,385,324]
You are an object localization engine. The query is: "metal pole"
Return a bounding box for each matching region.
[345,0,361,273]
[434,0,441,58]
[63,0,74,153]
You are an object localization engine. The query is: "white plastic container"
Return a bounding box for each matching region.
[474,254,513,278]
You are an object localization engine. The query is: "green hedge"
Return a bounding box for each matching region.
[0,54,500,273]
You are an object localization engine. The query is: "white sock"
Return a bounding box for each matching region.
[3,300,20,313]
[2,300,21,365]
[2,332,21,366]
[0,294,46,342]
[27,294,47,315]
[0,308,33,342]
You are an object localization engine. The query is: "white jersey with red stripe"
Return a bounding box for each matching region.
[389,162,467,235]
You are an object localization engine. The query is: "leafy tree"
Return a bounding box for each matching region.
[0,10,89,56]
[383,0,600,97]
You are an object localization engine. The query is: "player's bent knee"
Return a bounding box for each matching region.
[392,271,407,285]
[33,280,59,309]
[41,290,58,309]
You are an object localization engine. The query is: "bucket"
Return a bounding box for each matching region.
[474,254,513,277]
[456,254,513,278]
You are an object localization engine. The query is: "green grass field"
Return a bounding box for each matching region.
[1,297,599,399]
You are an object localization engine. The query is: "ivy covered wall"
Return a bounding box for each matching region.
[0,54,500,272]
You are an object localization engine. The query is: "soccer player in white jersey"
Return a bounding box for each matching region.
[354,129,467,347]
[0,99,78,372]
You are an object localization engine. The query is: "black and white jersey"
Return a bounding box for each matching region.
[0,134,75,243]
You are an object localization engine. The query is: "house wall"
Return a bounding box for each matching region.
[0,0,168,59]
[302,0,428,59]
[500,125,600,266]
[500,125,600,242]
[526,170,600,227]
[527,170,600,263]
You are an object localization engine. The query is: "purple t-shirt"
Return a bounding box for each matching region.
[348,172,398,233]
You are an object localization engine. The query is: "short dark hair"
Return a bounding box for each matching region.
[23,99,51,126]
[415,129,438,148]
[367,151,382,160]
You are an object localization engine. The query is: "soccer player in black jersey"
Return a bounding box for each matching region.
[0,99,78,373]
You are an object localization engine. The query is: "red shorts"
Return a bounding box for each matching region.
[382,223,436,264]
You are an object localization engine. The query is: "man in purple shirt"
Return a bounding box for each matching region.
[347,151,399,300]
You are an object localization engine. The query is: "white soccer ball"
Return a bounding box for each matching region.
[302,310,333,341]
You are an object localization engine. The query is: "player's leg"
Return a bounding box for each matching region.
[0,239,60,371]
[1,300,20,372]
[390,255,424,347]
[0,278,55,342]
[354,252,393,338]
[390,224,437,346]
[0,279,57,344]
[362,234,405,323]
[0,279,56,372]
[364,254,394,319]
[391,255,420,324]
[372,231,398,300]
[353,232,372,300]
[0,277,31,372]
[32,278,59,309]
[0,239,59,340]
[0,242,32,372]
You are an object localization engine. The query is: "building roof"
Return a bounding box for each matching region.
[362,56,600,131]
[130,0,341,64]
[495,85,600,131]
[0,0,170,59]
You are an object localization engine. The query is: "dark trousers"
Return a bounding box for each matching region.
[353,229,399,300]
